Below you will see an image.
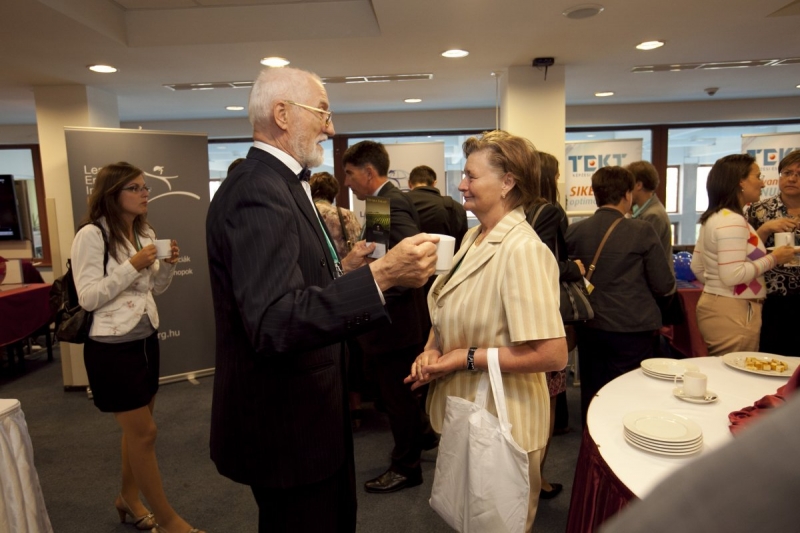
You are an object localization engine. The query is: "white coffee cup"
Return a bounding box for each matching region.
[676,371,707,398]
[774,232,795,248]
[154,239,172,259]
[431,234,456,273]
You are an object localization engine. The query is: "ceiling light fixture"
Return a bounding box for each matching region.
[404,98,422,103]
[595,91,614,97]
[226,106,244,111]
[562,4,605,20]
[442,49,469,58]
[88,64,117,73]
[636,40,665,50]
[260,57,290,68]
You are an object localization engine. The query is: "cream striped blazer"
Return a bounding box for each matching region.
[426,207,565,451]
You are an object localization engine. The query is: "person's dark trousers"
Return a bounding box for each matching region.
[373,342,429,477]
[554,390,569,431]
[759,294,800,357]
[251,458,356,533]
[576,327,659,426]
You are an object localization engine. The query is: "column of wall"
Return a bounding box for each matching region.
[33,85,119,387]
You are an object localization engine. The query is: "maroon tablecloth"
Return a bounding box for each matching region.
[566,429,637,533]
[661,283,708,358]
[0,283,52,346]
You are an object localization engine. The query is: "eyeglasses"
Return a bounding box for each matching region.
[780,170,800,180]
[284,100,333,126]
[121,184,152,194]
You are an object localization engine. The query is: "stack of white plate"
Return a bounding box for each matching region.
[622,410,703,456]
[640,358,699,381]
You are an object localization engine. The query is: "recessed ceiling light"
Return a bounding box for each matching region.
[404,98,422,103]
[797,84,800,89]
[595,91,614,97]
[636,40,665,51]
[260,57,290,68]
[442,49,469,58]
[562,4,605,20]
[226,106,244,111]
[88,64,117,73]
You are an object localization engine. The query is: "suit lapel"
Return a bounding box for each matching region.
[248,148,336,279]
[431,208,526,302]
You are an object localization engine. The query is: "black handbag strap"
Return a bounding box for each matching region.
[585,217,623,283]
[71,222,109,276]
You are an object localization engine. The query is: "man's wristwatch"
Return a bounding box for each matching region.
[467,347,477,371]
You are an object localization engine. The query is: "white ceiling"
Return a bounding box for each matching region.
[0,0,798,126]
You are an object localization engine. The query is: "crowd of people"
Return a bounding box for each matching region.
[70,64,799,533]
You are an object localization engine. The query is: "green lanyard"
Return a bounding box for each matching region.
[319,220,343,277]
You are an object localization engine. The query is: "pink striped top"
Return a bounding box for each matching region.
[690,209,776,298]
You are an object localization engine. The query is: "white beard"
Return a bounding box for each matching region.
[291,131,325,168]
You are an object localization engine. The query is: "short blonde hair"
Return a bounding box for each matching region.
[462,130,541,211]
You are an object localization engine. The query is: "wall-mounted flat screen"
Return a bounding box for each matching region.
[0,174,23,240]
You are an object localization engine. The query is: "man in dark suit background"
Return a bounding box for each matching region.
[343,141,436,494]
[407,164,469,251]
[206,67,438,532]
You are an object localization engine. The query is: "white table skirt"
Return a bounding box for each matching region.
[0,399,53,533]
[587,356,799,499]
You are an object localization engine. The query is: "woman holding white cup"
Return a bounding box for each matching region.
[691,154,796,356]
[746,149,800,356]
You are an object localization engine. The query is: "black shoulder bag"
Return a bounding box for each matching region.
[52,223,109,344]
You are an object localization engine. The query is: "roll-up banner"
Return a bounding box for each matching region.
[64,127,214,381]
[742,133,800,199]
[565,139,643,215]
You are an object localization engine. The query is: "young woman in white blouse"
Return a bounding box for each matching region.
[71,162,203,533]
[691,154,795,356]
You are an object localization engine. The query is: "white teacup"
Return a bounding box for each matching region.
[154,239,172,259]
[430,234,456,273]
[774,232,795,248]
[676,371,707,398]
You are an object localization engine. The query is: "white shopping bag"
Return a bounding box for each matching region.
[429,348,530,533]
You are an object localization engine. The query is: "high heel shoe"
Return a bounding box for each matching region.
[115,494,156,531]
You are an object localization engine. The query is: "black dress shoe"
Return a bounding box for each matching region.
[539,483,563,500]
[364,470,423,493]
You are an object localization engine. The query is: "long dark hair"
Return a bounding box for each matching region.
[538,152,559,205]
[83,162,152,262]
[698,154,755,225]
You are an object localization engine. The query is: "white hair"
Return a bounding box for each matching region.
[248,67,322,132]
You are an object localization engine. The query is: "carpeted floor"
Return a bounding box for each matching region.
[1,347,582,532]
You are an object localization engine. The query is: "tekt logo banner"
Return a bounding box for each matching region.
[565,138,643,214]
[742,133,800,199]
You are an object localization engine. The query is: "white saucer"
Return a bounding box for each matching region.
[673,387,718,404]
[622,410,703,442]
[624,433,703,456]
[766,246,800,251]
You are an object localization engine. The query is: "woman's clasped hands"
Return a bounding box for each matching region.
[404,348,467,391]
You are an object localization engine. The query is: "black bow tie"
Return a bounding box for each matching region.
[298,168,311,181]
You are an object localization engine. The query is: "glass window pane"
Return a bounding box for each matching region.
[665,166,679,213]
[0,148,41,258]
[695,165,712,212]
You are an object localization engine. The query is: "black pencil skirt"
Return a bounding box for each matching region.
[84,332,160,413]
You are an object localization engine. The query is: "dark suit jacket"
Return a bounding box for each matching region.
[356,182,430,356]
[206,147,387,488]
[406,186,468,251]
[565,207,675,332]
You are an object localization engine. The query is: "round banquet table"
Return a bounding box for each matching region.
[0,399,53,533]
[565,355,800,533]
